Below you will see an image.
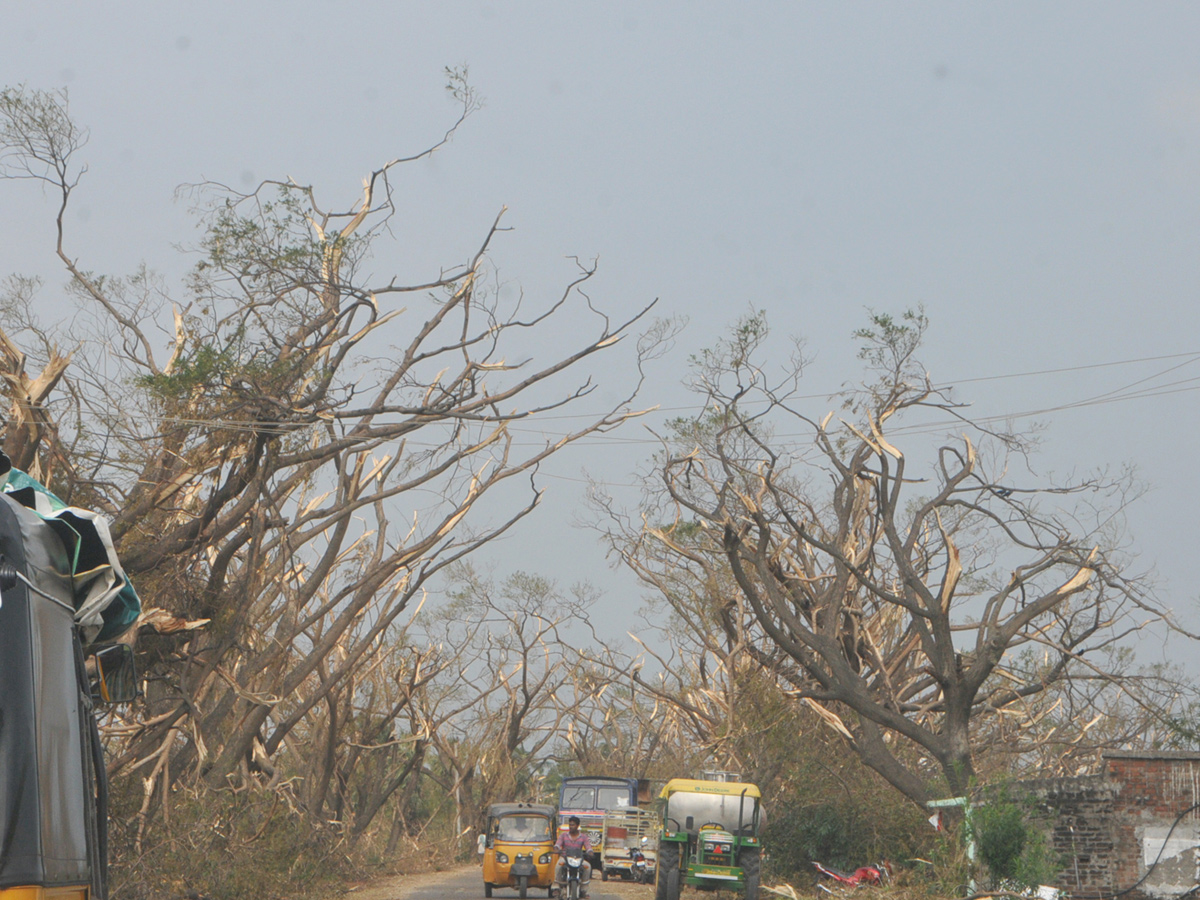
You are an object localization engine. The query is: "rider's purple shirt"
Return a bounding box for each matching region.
[555,830,592,854]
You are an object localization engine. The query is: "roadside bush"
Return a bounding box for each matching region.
[105,773,466,900]
[766,803,859,874]
[763,792,932,884]
[107,780,357,900]
[969,786,1057,890]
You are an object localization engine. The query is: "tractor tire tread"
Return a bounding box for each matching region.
[739,848,761,900]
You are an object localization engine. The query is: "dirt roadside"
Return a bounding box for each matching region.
[337,865,474,900]
[337,865,653,900]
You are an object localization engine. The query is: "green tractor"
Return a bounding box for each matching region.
[654,778,764,900]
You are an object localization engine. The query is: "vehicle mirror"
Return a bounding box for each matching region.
[685,816,694,832]
[477,833,487,855]
[89,643,138,703]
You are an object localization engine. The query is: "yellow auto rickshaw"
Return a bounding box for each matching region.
[480,802,558,899]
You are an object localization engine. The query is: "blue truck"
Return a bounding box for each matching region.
[556,776,651,867]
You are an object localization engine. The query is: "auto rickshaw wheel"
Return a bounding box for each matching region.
[484,883,492,898]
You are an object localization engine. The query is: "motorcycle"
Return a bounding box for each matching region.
[557,847,588,900]
[813,860,892,889]
[629,843,649,884]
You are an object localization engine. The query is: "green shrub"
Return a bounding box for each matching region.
[969,787,1057,890]
[763,797,932,883]
[106,780,361,900]
[765,802,858,874]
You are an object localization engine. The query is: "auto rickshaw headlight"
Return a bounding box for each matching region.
[540,853,553,865]
[495,852,509,863]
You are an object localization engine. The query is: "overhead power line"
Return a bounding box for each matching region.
[117,348,1200,445]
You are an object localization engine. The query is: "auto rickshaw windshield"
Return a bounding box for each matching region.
[496,814,553,842]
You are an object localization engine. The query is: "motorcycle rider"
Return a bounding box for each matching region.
[554,815,593,897]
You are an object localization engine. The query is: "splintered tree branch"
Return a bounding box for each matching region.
[0,83,665,848]
[605,307,1183,806]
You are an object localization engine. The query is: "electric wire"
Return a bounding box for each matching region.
[38,350,1200,499]
[1107,802,1200,898]
[138,349,1200,443]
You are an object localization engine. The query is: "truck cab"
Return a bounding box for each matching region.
[556,776,650,867]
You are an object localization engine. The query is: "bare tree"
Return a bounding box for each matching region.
[306,639,443,840]
[608,308,1182,805]
[0,79,663,846]
[554,642,717,782]
[408,567,600,847]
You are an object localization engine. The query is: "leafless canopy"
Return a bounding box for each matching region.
[0,80,663,847]
[607,309,1182,804]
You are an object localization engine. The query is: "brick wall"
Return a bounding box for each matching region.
[1025,751,1200,900]
[1022,774,1116,897]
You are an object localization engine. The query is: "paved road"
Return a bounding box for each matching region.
[393,866,651,900]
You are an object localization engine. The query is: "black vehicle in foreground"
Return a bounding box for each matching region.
[0,452,139,900]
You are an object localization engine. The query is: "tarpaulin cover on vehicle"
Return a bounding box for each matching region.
[0,492,100,893]
[0,450,141,644]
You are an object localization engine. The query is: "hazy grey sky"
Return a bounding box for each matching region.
[5,3,1200,659]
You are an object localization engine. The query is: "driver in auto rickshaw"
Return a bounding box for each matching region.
[481,804,557,898]
[503,815,538,841]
